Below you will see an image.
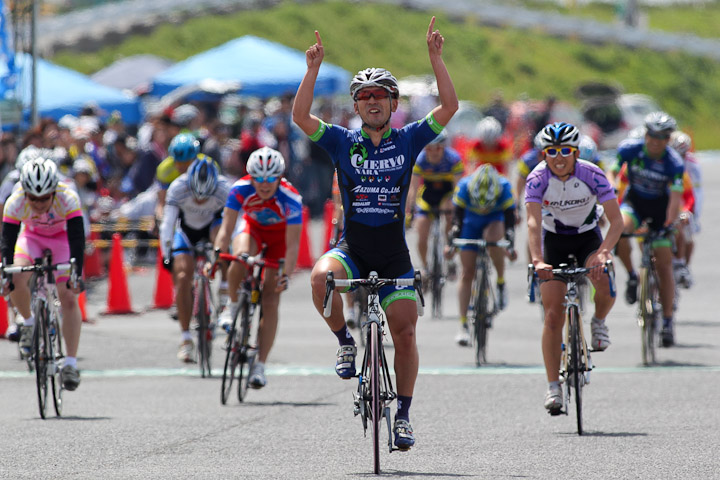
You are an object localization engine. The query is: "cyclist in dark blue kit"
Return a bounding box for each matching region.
[293,18,458,450]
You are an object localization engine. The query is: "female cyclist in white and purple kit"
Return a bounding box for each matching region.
[525,122,623,413]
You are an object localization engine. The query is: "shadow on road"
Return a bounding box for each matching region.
[234,401,337,408]
[41,416,113,421]
[573,431,649,438]
[359,471,475,478]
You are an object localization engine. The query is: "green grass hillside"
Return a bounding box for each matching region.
[51,1,720,148]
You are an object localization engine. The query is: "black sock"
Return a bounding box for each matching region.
[332,324,355,346]
[396,395,412,421]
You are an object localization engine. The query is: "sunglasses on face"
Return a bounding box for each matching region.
[354,88,391,102]
[26,193,53,203]
[253,176,278,184]
[544,146,577,158]
[647,131,670,140]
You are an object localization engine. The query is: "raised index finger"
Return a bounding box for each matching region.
[427,16,436,37]
[315,30,323,46]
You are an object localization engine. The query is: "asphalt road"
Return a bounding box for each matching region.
[0,156,718,479]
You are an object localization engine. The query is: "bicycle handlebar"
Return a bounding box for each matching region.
[323,270,424,318]
[451,238,512,249]
[217,252,283,271]
[528,260,616,302]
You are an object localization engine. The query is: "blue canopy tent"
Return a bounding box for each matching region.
[150,36,350,98]
[13,53,142,125]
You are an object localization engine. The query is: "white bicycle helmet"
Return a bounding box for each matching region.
[187,157,219,201]
[670,131,692,157]
[468,164,502,208]
[476,117,503,145]
[644,111,677,135]
[15,145,44,171]
[350,68,399,99]
[21,157,59,196]
[246,147,285,179]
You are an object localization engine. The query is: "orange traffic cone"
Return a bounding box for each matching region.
[296,206,315,270]
[0,296,8,338]
[84,231,104,279]
[152,248,174,309]
[103,233,135,315]
[78,291,88,323]
[323,199,336,252]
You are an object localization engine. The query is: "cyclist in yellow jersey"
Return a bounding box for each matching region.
[406,130,463,278]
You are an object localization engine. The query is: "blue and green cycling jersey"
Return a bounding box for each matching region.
[612,138,684,200]
[311,113,442,256]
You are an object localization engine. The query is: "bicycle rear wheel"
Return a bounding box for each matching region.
[473,270,489,366]
[50,313,64,417]
[639,267,657,366]
[221,304,242,405]
[569,306,583,435]
[369,321,381,474]
[196,289,212,378]
[33,310,49,419]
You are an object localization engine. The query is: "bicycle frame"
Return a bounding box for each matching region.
[192,242,217,378]
[428,208,452,319]
[323,270,424,474]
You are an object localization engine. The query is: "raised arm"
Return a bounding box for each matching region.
[426,17,459,127]
[292,30,324,135]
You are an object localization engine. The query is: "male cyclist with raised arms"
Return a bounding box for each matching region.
[405,130,463,280]
[608,112,684,347]
[525,122,623,413]
[1,158,85,391]
[445,164,517,346]
[293,17,458,450]
[159,158,231,363]
[214,146,302,389]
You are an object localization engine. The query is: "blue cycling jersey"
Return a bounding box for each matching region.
[612,138,684,200]
[312,114,442,257]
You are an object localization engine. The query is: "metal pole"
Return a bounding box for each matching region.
[30,0,38,126]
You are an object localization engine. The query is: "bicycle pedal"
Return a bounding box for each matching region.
[548,407,564,416]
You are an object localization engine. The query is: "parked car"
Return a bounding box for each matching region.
[581,92,661,150]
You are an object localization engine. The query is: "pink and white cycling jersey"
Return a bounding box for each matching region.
[3,182,83,236]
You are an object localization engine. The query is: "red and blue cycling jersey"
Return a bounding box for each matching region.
[225,176,303,230]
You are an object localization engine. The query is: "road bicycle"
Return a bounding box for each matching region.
[322,270,424,474]
[529,258,615,435]
[427,208,453,319]
[217,250,282,404]
[452,238,512,366]
[2,250,79,419]
[622,221,676,365]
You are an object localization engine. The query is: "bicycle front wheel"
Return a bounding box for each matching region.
[50,313,64,417]
[33,311,49,419]
[569,306,583,435]
[639,267,657,366]
[473,270,489,366]
[237,303,253,403]
[369,321,381,474]
[220,305,241,405]
[431,234,444,318]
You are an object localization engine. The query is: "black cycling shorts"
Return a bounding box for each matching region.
[543,228,602,268]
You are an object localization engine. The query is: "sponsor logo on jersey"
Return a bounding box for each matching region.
[379,144,397,154]
[378,194,387,201]
[350,143,369,168]
[351,185,401,194]
[355,193,369,200]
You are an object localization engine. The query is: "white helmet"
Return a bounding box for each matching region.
[247,147,285,179]
[15,145,44,171]
[476,117,503,144]
[21,157,59,196]
[350,68,399,99]
[670,131,692,157]
[644,111,677,135]
[578,135,598,162]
